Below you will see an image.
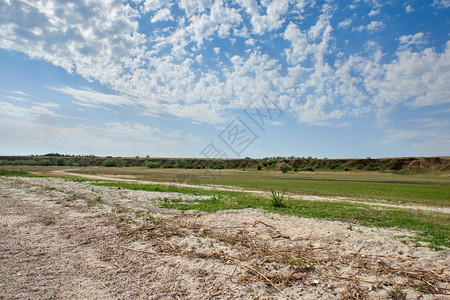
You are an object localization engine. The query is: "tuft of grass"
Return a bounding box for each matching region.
[87,196,104,207]
[270,187,287,207]
[282,255,315,272]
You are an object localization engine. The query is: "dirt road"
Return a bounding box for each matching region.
[1,176,449,299]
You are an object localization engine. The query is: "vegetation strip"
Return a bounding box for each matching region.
[96,181,449,250]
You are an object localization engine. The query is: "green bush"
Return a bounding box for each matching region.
[102,158,119,167]
[257,165,262,171]
[39,159,52,166]
[175,159,187,168]
[368,165,383,171]
[279,162,291,173]
[145,161,161,168]
[267,158,278,165]
[329,163,341,170]
[211,161,224,169]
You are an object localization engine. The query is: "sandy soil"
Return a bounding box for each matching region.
[0,176,449,299]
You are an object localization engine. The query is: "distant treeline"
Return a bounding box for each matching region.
[0,154,448,173]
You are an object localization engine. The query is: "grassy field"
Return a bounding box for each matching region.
[2,166,449,249]
[7,166,448,207]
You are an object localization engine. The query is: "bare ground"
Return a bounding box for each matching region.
[0,176,449,299]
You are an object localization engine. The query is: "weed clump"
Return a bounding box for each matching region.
[87,196,104,207]
[271,187,287,207]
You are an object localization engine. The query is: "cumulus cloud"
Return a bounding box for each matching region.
[151,8,173,22]
[374,43,450,108]
[0,0,448,131]
[353,20,385,32]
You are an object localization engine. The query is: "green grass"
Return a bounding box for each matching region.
[69,168,450,207]
[198,174,449,208]
[8,166,448,208]
[0,169,30,176]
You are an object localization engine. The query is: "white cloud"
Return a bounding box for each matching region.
[405,5,414,12]
[0,101,60,119]
[338,18,352,29]
[432,0,450,8]
[236,0,290,34]
[142,0,172,13]
[353,21,385,32]
[375,44,450,108]
[10,90,30,97]
[50,86,135,109]
[379,127,450,156]
[0,116,184,156]
[245,38,255,45]
[399,32,425,45]
[368,9,380,16]
[367,21,385,31]
[151,8,173,22]
[88,122,164,142]
[357,21,383,32]
[0,0,448,132]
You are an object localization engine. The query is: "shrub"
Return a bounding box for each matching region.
[145,161,161,168]
[102,158,119,167]
[257,165,262,171]
[329,163,341,170]
[211,161,224,169]
[279,162,291,173]
[267,158,278,165]
[368,165,383,171]
[38,159,52,166]
[54,158,66,166]
[175,159,187,168]
[271,187,287,207]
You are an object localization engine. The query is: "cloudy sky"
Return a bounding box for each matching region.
[0,0,449,158]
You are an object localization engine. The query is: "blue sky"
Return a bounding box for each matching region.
[0,0,449,158]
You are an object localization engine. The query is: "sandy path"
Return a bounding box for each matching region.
[50,169,450,214]
[1,176,449,299]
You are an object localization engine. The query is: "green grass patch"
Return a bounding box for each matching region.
[0,169,30,176]
[161,194,261,212]
[63,177,89,182]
